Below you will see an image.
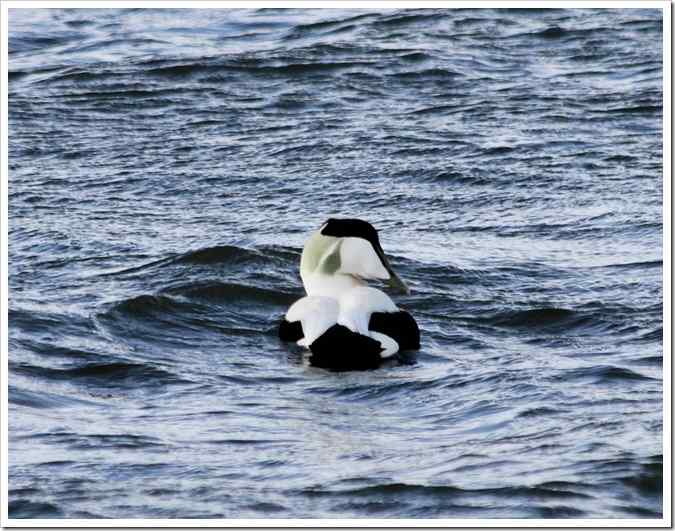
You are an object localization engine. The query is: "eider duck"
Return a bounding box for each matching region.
[279,218,420,370]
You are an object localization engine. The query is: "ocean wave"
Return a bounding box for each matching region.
[488,307,582,328]
[552,365,655,384]
[10,360,189,387]
[8,500,63,519]
[164,280,298,306]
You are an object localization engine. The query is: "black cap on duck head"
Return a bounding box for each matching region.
[320,218,380,247]
[319,218,410,294]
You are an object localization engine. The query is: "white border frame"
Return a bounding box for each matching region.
[1,1,670,528]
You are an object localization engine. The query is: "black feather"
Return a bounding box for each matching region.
[278,317,304,342]
[369,310,420,350]
[320,218,381,249]
[309,324,383,371]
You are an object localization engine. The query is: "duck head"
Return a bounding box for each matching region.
[299,218,410,295]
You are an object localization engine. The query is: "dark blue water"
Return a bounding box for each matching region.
[8,8,663,519]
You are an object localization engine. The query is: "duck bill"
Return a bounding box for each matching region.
[375,245,410,295]
[387,268,410,295]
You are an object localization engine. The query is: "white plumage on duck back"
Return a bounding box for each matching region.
[285,287,401,358]
[285,296,339,347]
[337,287,397,334]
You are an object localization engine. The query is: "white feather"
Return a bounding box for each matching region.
[285,289,401,357]
[286,296,339,346]
[338,237,389,280]
[337,286,398,335]
[302,272,364,299]
[370,331,399,358]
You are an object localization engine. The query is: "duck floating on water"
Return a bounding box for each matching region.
[279,218,420,370]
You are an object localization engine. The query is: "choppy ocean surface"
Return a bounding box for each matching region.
[8,8,663,519]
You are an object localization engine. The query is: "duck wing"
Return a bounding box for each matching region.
[337,286,398,335]
[337,287,401,357]
[282,296,339,346]
[369,310,420,350]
